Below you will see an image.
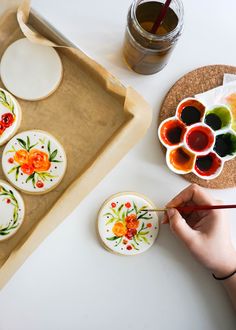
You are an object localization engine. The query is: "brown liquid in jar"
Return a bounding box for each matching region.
[123,1,180,75]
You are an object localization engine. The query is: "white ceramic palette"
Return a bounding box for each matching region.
[97,192,159,256]
[0,88,21,145]
[0,38,63,101]
[2,130,67,194]
[0,180,25,241]
[158,97,236,180]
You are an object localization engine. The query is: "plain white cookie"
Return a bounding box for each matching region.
[2,130,67,194]
[0,180,25,241]
[0,38,63,101]
[0,88,21,146]
[97,192,159,256]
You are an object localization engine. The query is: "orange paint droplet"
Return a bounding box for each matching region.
[169,147,195,172]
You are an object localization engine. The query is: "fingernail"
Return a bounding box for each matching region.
[167,208,175,218]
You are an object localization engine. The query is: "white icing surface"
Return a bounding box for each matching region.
[0,38,63,101]
[98,192,159,256]
[2,130,67,194]
[0,180,25,241]
[0,88,21,146]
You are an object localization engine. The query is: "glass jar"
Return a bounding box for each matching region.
[123,0,184,75]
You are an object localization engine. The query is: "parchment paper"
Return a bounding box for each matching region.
[0,0,152,288]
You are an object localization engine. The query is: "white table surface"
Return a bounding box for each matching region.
[0,0,236,329]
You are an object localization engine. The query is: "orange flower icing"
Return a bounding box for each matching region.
[125,214,139,229]
[28,149,50,172]
[14,149,29,165]
[112,222,127,237]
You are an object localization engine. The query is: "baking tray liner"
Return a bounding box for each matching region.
[0,2,152,288]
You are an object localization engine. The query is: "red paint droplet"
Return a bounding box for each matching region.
[127,245,132,251]
[186,126,214,152]
[6,199,11,204]
[111,202,116,208]
[147,223,152,228]
[8,158,14,164]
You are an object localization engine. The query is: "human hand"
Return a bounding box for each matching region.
[162,184,236,277]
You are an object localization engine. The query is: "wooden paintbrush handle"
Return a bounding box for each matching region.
[145,205,236,213]
[176,205,236,213]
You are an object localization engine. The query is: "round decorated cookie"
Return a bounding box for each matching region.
[2,130,67,194]
[97,192,159,256]
[0,88,21,146]
[0,180,25,241]
[0,38,63,101]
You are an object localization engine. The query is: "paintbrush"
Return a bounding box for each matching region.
[144,204,236,213]
[151,0,173,34]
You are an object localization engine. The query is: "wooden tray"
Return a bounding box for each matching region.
[0,6,152,288]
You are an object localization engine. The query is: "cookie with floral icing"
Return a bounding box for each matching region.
[0,88,21,146]
[97,192,159,256]
[0,180,25,241]
[2,130,67,194]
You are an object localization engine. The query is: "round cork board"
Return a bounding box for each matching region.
[158,64,236,189]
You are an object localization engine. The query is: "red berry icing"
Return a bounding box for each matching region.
[111,202,116,208]
[8,158,14,164]
[127,245,132,251]
[147,223,152,228]
[6,199,11,204]
[1,113,14,128]
[36,180,44,188]
[125,202,131,208]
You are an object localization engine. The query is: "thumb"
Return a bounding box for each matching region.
[167,208,195,245]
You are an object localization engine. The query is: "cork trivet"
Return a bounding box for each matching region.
[159,64,236,189]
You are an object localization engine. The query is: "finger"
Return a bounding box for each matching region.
[161,212,169,224]
[161,216,169,225]
[166,185,195,207]
[167,208,196,245]
[167,184,214,208]
[161,219,169,225]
